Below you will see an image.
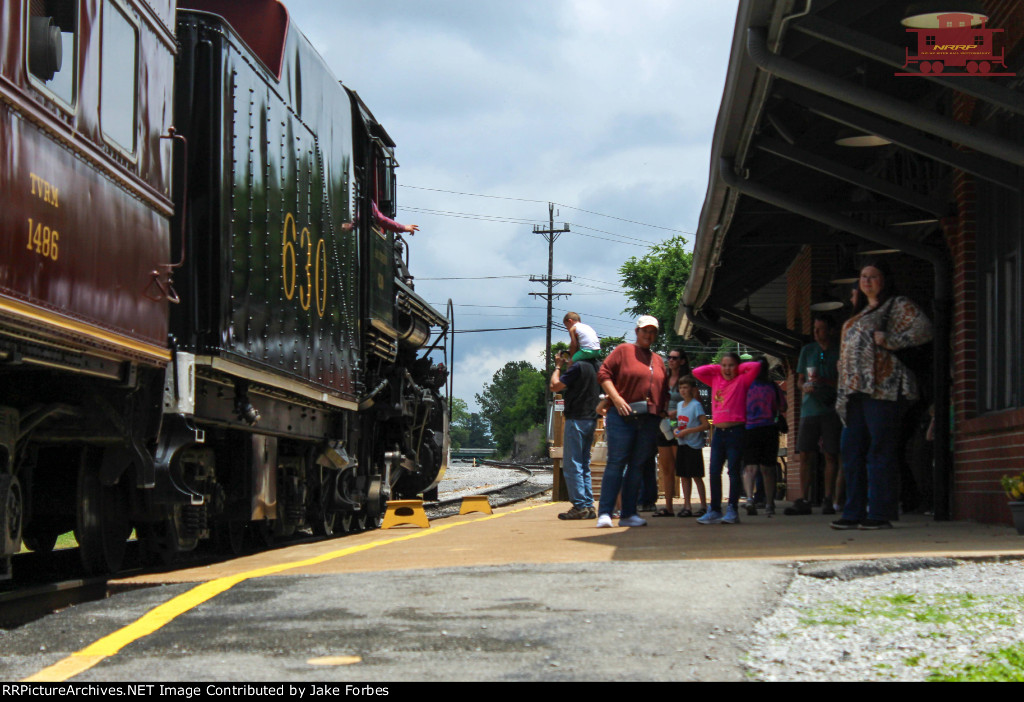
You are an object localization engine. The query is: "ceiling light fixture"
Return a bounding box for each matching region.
[891,217,940,227]
[835,128,892,147]
[858,247,901,255]
[810,298,844,312]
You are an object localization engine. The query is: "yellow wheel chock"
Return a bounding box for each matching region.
[381,499,430,529]
[459,494,492,515]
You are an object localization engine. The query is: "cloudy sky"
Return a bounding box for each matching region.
[286,0,740,410]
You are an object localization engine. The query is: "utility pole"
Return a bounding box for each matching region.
[529,203,571,407]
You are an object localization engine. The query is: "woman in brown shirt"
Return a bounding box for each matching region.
[594,316,669,528]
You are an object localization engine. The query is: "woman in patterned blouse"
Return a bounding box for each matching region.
[831,259,933,531]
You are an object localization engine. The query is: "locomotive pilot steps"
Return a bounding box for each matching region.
[0,0,452,579]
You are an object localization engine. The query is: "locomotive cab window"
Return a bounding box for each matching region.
[379,156,398,214]
[100,0,139,155]
[26,0,77,107]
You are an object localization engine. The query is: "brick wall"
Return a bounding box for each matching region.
[945,0,1024,525]
[784,246,840,501]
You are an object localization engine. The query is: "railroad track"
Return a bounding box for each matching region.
[0,461,554,628]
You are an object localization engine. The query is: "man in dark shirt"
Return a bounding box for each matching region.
[550,352,602,519]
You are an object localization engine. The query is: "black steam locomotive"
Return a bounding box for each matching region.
[0,0,451,578]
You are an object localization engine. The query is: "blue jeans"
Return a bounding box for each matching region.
[563,418,597,511]
[841,394,900,522]
[598,412,660,519]
[709,425,745,512]
[639,454,658,507]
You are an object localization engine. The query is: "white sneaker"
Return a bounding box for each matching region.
[618,515,647,527]
[596,514,614,528]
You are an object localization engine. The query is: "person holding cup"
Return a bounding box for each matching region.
[788,315,842,516]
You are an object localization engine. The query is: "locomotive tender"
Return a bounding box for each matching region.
[0,0,451,578]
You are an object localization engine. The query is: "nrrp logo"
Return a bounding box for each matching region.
[896,12,1016,77]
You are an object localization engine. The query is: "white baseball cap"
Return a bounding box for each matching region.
[636,315,659,330]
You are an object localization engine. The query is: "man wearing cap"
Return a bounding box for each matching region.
[594,316,669,528]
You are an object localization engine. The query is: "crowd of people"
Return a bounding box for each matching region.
[550,259,933,531]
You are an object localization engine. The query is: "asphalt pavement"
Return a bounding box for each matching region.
[3,467,1023,682]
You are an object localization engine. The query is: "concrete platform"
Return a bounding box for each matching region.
[117,497,1024,587]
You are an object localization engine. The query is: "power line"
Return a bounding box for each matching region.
[452,325,546,334]
[567,222,662,246]
[400,183,690,235]
[574,275,622,287]
[402,205,650,248]
[553,307,632,325]
[417,275,527,281]
[403,205,545,225]
[401,185,547,205]
[571,281,621,293]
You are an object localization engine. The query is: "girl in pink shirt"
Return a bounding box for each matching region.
[691,354,760,524]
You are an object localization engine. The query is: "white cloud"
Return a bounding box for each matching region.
[284,0,740,410]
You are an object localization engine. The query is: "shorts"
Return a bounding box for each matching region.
[742,425,779,466]
[796,412,842,455]
[657,433,676,447]
[675,444,705,479]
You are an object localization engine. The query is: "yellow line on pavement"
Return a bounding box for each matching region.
[23,502,551,682]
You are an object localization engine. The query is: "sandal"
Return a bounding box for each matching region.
[676,509,693,518]
[692,508,707,518]
[652,508,674,517]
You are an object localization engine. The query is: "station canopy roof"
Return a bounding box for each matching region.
[677,0,1024,358]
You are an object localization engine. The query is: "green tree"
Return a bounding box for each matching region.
[448,398,470,451]
[465,412,493,448]
[475,361,546,456]
[449,397,494,450]
[619,234,693,352]
[600,335,626,356]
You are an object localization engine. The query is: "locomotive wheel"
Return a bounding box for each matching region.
[309,469,336,537]
[226,520,247,555]
[967,60,978,73]
[139,522,179,568]
[313,509,335,537]
[4,475,23,553]
[364,477,385,530]
[75,450,131,575]
[212,519,248,556]
[337,512,354,534]
[254,520,275,548]
[22,526,60,553]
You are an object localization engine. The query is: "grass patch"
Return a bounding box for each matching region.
[904,653,925,667]
[928,643,1024,682]
[798,592,1017,629]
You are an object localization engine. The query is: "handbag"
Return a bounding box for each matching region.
[878,298,932,401]
[628,400,649,416]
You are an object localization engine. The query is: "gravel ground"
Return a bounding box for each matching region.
[745,558,1024,682]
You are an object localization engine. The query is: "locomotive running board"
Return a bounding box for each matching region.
[0,296,171,366]
[192,356,359,411]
